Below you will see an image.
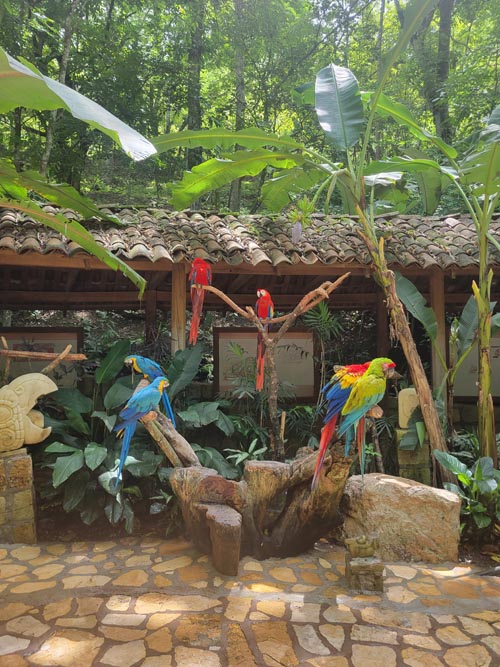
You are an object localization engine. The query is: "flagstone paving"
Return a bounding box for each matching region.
[0,536,499,666]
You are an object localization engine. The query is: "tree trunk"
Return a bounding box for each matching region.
[433,0,454,143]
[357,220,453,485]
[40,0,84,176]
[228,0,246,212]
[186,0,205,177]
[382,269,454,484]
[475,264,497,465]
[170,443,351,565]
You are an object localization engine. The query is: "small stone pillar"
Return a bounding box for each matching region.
[0,448,37,543]
[396,388,432,485]
[345,535,384,592]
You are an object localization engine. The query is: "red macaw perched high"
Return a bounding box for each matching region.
[255,288,274,391]
[188,258,212,345]
[337,357,397,475]
[311,362,370,490]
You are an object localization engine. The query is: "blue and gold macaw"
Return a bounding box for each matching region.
[124,355,176,428]
[311,362,369,490]
[336,357,396,476]
[114,376,169,488]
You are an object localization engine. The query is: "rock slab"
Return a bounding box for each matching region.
[341,474,461,563]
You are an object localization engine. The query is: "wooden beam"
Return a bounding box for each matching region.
[429,268,446,392]
[4,289,499,312]
[171,263,187,353]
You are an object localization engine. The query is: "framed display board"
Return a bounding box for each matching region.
[453,332,500,397]
[0,327,84,388]
[213,327,318,400]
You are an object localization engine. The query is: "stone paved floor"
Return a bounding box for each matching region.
[0,537,499,667]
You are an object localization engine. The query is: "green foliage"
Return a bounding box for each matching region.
[0,46,154,296]
[164,345,204,400]
[434,449,500,542]
[37,341,171,534]
[224,438,269,474]
[177,401,235,437]
[191,444,239,480]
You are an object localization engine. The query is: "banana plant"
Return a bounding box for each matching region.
[0,47,157,297]
[396,274,500,443]
[367,113,500,465]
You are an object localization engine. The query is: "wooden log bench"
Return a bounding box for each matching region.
[170,444,352,575]
[196,503,242,575]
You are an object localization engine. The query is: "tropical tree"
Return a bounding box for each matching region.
[0,46,156,296]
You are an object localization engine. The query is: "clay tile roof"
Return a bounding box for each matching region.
[1,206,500,271]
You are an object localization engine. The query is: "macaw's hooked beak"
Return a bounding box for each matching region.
[385,366,403,380]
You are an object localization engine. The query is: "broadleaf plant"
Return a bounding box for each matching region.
[0,46,157,298]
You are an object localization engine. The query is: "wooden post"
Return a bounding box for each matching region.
[376,290,390,357]
[144,291,157,345]
[429,268,446,395]
[171,263,187,354]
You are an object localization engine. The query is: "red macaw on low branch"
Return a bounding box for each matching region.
[337,357,397,476]
[311,362,369,490]
[188,258,212,345]
[255,288,274,391]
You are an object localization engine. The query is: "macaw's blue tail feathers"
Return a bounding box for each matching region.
[357,417,366,480]
[114,422,136,489]
[343,425,355,457]
[161,392,177,429]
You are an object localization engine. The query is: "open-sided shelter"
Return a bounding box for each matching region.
[1,206,500,394]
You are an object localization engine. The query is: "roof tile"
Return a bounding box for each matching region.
[1,206,500,271]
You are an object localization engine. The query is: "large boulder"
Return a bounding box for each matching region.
[341,474,461,563]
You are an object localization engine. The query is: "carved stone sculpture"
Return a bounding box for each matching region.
[0,373,57,452]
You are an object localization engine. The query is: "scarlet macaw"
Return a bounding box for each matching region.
[114,376,169,488]
[188,258,212,345]
[124,355,176,428]
[311,362,369,490]
[337,357,396,475]
[255,288,274,391]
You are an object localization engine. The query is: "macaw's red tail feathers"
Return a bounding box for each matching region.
[311,417,338,490]
[256,332,266,391]
[189,287,205,345]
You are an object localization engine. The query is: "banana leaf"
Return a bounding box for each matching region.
[315,64,364,151]
[0,48,155,161]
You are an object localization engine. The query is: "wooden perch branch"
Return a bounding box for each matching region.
[0,347,86,363]
[126,379,201,468]
[199,272,351,460]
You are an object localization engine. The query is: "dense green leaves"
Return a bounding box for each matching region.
[372,93,457,159]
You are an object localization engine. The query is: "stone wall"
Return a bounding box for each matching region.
[0,448,36,543]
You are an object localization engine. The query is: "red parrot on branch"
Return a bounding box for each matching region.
[188,258,212,345]
[255,288,274,391]
[311,362,369,490]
